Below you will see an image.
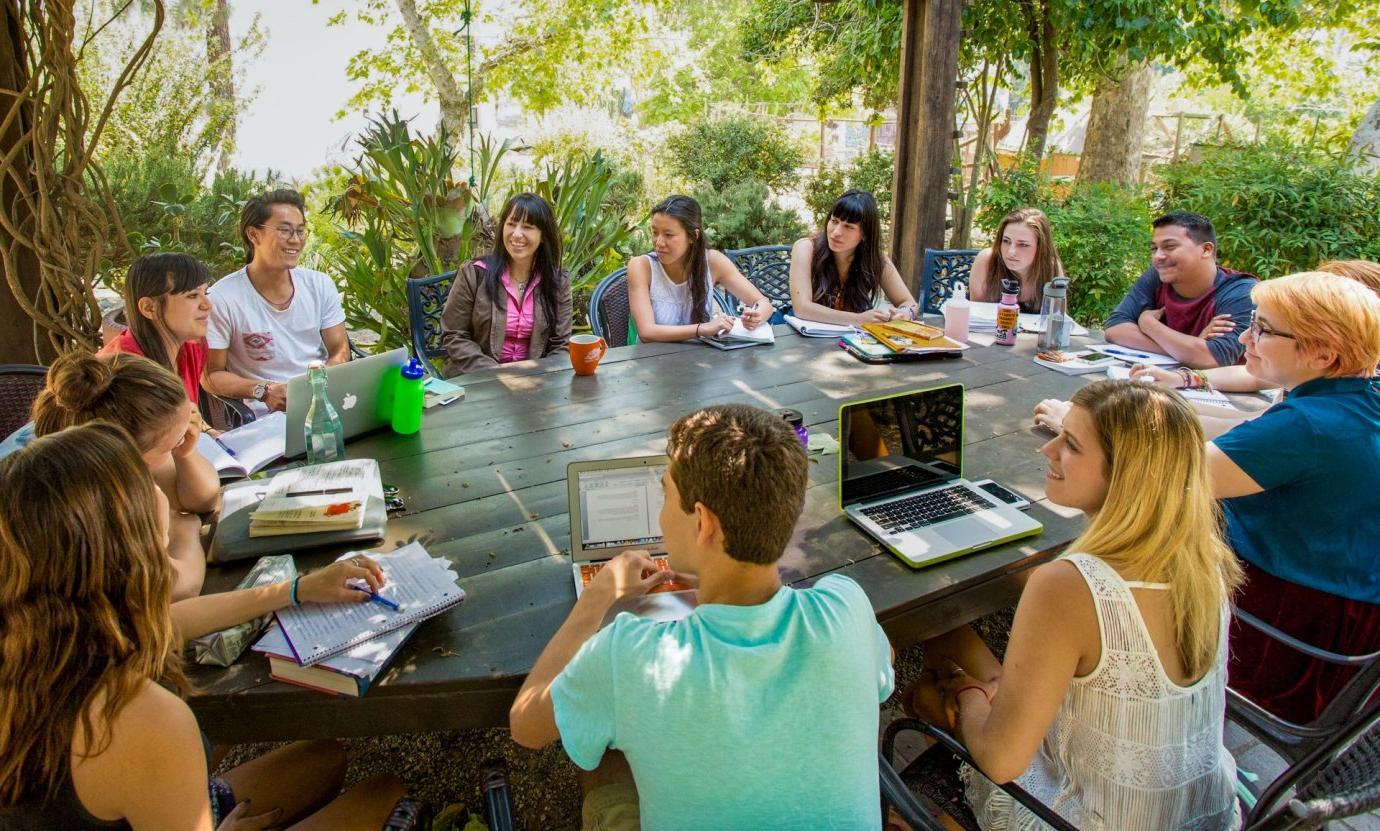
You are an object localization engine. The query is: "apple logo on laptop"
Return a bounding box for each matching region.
[341,393,358,411]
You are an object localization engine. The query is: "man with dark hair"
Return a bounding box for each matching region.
[203,189,349,412]
[1104,210,1257,368]
[510,404,894,830]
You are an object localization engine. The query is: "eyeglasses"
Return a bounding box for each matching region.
[258,224,309,242]
[1246,310,1295,341]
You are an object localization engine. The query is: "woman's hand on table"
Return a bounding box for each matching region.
[297,555,385,604]
[1032,398,1071,433]
[701,314,734,338]
[855,308,892,325]
[1127,363,1181,387]
[887,303,920,321]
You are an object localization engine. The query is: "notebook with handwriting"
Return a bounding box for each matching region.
[273,543,464,666]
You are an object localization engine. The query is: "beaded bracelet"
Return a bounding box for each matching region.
[290,575,302,606]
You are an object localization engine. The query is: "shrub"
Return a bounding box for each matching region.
[695,181,807,251]
[665,115,805,192]
[1157,141,1380,278]
[803,150,895,230]
[1052,184,1153,326]
[804,165,849,228]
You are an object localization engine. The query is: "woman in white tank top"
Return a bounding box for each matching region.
[626,196,775,343]
[909,380,1242,830]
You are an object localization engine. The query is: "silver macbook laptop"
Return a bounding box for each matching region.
[283,347,409,458]
[839,384,1042,569]
[566,455,696,620]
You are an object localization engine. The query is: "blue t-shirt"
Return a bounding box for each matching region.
[1213,377,1380,603]
[550,574,894,831]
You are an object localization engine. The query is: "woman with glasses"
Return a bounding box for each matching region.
[203,189,349,413]
[1206,271,1380,724]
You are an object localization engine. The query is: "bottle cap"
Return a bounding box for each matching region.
[308,360,324,370]
[951,283,967,302]
[1044,277,1069,299]
[401,357,426,380]
[1000,278,1020,295]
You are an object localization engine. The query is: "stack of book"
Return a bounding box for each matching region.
[247,460,379,539]
[860,320,967,355]
[251,542,464,697]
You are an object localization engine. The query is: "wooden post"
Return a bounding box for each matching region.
[890,0,964,292]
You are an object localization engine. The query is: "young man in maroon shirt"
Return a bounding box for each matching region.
[1104,211,1257,368]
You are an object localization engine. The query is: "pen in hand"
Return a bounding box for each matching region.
[351,584,400,611]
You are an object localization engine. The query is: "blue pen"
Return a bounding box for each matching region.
[212,436,237,457]
[352,585,400,611]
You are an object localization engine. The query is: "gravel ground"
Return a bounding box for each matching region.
[216,609,1016,830]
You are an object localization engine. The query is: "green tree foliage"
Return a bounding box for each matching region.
[78,2,267,280]
[664,115,804,192]
[696,181,806,251]
[1157,141,1380,278]
[803,149,894,229]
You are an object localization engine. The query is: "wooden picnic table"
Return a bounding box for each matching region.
[187,325,1097,744]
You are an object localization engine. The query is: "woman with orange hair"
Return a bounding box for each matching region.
[1206,270,1380,723]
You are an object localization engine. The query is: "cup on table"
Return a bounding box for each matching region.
[569,334,607,376]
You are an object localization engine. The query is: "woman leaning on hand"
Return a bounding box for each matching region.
[440,193,573,377]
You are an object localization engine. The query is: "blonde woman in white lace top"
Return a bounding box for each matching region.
[910,380,1243,830]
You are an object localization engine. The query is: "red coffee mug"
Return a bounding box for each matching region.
[569,334,607,375]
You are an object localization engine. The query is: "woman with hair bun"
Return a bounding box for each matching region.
[31,352,219,600]
[0,422,409,830]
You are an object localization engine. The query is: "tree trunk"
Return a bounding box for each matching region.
[1078,61,1153,185]
[1021,0,1058,161]
[394,0,470,140]
[206,0,235,170]
[1349,96,1380,175]
[0,0,43,364]
[890,0,963,288]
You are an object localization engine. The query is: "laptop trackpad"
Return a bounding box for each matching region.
[939,510,1016,549]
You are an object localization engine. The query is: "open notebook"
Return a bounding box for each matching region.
[273,542,464,666]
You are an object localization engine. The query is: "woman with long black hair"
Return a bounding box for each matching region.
[626,195,773,343]
[788,190,917,325]
[441,192,573,376]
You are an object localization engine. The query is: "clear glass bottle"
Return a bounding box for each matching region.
[1037,277,1072,351]
[304,360,345,464]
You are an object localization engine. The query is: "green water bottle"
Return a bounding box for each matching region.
[304,361,346,463]
[391,358,426,435]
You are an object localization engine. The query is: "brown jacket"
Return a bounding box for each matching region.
[440,260,573,377]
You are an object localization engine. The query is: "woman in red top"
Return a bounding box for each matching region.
[100,253,212,403]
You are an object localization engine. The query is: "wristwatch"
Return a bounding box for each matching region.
[252,382,268,401]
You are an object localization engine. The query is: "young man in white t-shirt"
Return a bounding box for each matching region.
[203,189,349,412]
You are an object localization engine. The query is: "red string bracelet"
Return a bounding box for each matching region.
[955,684,991,703]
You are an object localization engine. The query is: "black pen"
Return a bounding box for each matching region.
[286,487,354,497]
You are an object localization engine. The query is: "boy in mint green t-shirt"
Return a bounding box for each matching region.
[510,404,894,831]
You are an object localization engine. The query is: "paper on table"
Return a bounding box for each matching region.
[273,542,463,666]
[254,620,416,678]
[1088,343,1178,366]
[205,412,288,476]
[722,318,775,343]
[783,314,857,337]
[265,458,383,500]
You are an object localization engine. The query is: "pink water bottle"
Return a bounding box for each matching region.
[994,278,1020,346]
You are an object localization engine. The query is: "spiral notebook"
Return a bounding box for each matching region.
[273,543,464,667]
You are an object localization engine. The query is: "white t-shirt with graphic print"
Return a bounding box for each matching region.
[206,266,346,383]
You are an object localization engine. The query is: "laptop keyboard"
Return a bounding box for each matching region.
[861,485,990,533]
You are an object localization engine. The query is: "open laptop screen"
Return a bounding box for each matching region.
[840,385,964,505]
[577,464,666,551]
